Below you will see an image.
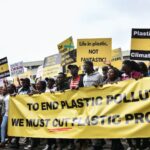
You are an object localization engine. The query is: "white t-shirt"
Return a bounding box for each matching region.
[4,94,9,116]
[83,71,103,87]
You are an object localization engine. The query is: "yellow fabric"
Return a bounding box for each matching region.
[8,77,150,138]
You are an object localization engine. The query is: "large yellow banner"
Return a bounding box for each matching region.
[77,38,112,67]
[8,77,150,138]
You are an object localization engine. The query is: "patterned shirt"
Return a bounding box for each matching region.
[70,76,80,89]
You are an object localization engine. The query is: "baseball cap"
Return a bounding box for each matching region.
[68,65,79,70]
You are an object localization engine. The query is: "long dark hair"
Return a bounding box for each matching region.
[138,62,148,77]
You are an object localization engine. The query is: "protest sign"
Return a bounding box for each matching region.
[58,37,75,66]
[111,48,123,69]
[130,28,150,60]
[18,71,31,79]
[10,61,24,76]
[77,38,111,66]
[43,54,62,78]
[0,57,10,79]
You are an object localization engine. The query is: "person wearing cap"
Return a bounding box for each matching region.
[68,64,83,90]
[66,64,84,150]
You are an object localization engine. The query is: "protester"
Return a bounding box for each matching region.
[42,73,69,150]
[121,60,142,80]
[103,67,121,84]
[83,60,103,87]
[35,80,46,93]
[103,67,124,150]
[45,78,56,92]
[0,84,16,148]
[120,60,144,150]
[102,60,145,150]
[138,62,148,77]
[42,73,70,150]
[24,80,47,150]
[68,64,84,89]
[39,78,56,150]
[1,56,149,150]
[83,60,105,150]
[55,72,69,91]
[67,64,84,150]
[10,78,31,149]
[133,62,149,150]
[17,78,31,94]
[102,66,109,82]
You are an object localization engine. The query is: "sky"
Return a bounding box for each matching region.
[0,0,150,64]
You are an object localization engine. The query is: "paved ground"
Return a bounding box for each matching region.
[1,139,129,150]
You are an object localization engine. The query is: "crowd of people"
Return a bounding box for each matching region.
[0,60,150,150]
